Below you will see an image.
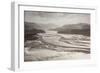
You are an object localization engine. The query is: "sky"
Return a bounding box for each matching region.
[24,11,90,27]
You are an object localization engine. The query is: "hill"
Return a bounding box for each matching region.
[24,22,45,41]
[54,23,90,36]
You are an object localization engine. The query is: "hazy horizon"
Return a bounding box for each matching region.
[24,11,90,28]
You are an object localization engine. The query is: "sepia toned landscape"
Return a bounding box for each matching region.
[24,11,90,62]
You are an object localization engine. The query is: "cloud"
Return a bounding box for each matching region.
[24,11,90,26]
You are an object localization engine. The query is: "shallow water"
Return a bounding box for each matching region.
[24,30,90,61]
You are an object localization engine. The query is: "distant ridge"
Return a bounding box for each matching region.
[54,23,90,36]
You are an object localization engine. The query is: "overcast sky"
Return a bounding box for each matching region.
[24,11,90,27]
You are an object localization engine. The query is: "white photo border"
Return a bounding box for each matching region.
[11,2,97,71]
